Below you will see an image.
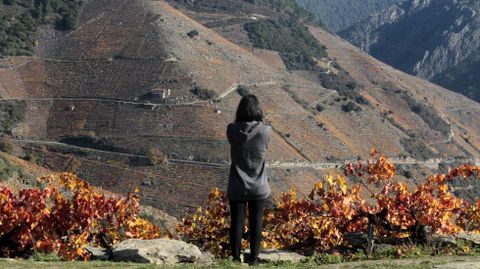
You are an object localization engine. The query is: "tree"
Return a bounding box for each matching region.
[55,12,76,30]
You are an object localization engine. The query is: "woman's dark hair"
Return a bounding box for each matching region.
[235,94,264,122]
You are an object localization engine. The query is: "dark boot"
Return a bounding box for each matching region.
[248,257,260,266]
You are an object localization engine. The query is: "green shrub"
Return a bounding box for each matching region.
[315,104,325,112]
[29,252,63,262]
[187,29,199,38]
[341,101,361,113]
[401,94,450,134]
[318,72,357,92]
[245,18,327,70]
[355,95,369,105]
[24,148,45,166]
[309,253,345,265]
[191,86,217,100]
[0,157,15,181]
[0,0,82,56]
[0,101,26,133]
[55,12,77,31]
[318,71,368,104]
[236,85,251,97]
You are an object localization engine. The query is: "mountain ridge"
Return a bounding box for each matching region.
[340,0,480,102]
[295,0,406,32]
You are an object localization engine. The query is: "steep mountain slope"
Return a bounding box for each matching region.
[340,0,480,102]
[0,0,479,216]
[0,0,81,56]
[296,0,406,32]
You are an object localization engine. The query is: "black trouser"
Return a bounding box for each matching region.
[229,199,266,261]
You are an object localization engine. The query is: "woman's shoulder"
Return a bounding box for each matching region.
[227,122,240,130]
[259,122,272,135]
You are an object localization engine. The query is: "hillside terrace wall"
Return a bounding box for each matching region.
[42,0,164,60]
[45,60,175,100]
[20,141,341,216]
[47,101,225,138]
[45,99,229,161]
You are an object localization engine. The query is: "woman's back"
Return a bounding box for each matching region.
[227,94,270,265]
[227,121,272,201]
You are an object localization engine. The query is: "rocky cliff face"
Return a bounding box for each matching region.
[296,0,406,32]
[340,0,480,102]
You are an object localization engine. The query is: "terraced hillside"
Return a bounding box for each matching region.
[1,0,480,216]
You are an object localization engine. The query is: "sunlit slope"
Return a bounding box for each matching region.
[0,0,479,216]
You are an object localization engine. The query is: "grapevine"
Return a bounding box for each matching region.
[177,151,480,257]
[0,173,161,260]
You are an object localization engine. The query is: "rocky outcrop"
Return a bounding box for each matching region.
[296,0,406,32]
[85,246,112,261]
[340,0,480,101]
[242,249,306,263]
[112,239,202,264]
[457,232,480,246]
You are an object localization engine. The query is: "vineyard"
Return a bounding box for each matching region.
[177,150,480,258]
[1,150,480,264]
[0,173,161,261]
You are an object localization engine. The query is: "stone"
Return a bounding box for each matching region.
[84,246,111,261]
[242,249,306,263]
[457,232,480,246]
[197,251,214,265]
[112,239,202,264]
[431,234,457,246]
[142,179,153,186]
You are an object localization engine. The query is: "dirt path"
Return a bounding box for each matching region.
[318,256,480,269]
[0,96,211,107]
[11,138,478,170]
[0,80,276,107]
[0,255,480,268]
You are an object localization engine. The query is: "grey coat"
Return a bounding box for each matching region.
[226,121,272,201]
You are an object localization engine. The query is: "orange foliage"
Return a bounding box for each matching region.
[175,188,231,257]
[0,173,161,260]
[177,150,480,257]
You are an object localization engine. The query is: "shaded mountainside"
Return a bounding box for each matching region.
[295,0,406,32]
[0,0,82,56]
[0,0,480,216]
[340,0,480,102]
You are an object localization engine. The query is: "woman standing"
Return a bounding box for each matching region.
[226,94,272,265]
